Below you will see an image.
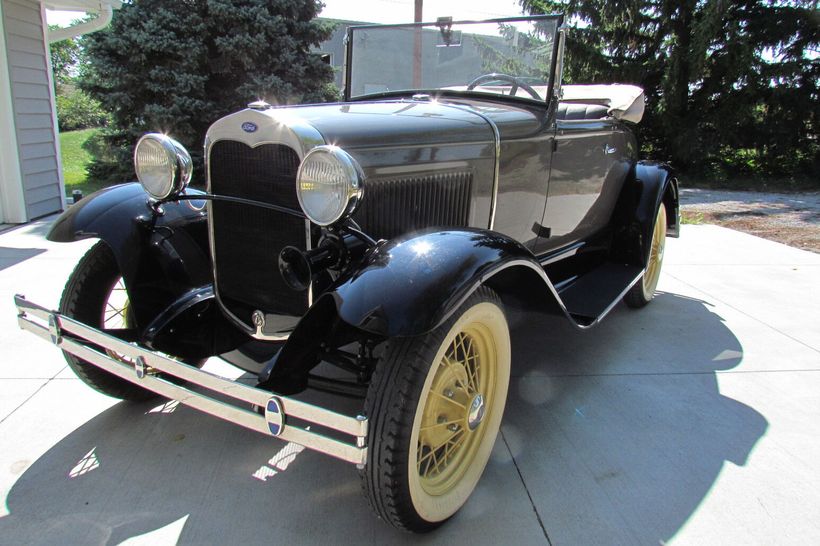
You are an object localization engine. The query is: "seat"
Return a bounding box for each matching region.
[556,102,609,120]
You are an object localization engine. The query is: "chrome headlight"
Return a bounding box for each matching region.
[296,146,364,226]
[133,133,192,200]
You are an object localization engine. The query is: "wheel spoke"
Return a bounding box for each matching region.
[420,419,460,432]
[427,429,463,476]
[466,353,479,392]
[429,389,467,409]
[417,444,436,472]
[437,356,473,395]
[105,302,126,317]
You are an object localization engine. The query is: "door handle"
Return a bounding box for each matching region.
[604,144,617,155]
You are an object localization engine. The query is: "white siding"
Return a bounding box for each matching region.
[2,0,63,220]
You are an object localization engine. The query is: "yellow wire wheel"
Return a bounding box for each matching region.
[409,299,510,518]
[641,205,667,300]
[103,277,136,364]
[59,241,158,400]
[59,242,205,400]
[624,205,667,308]
[362,287,510,532]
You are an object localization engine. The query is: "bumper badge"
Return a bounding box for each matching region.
[265,396,284,436]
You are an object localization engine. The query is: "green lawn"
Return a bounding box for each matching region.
[60,128,104,197]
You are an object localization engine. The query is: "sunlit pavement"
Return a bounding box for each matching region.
[1,220,819,545]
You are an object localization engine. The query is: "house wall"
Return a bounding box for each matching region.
[1,0,64,222]
[316,20,359,89]
[0,0,26,223]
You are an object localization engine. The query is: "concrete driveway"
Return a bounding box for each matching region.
[0,220,818,545]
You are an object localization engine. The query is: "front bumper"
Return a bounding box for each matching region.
[14,295,368,466]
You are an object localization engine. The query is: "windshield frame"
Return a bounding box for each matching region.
[343,14,565,107]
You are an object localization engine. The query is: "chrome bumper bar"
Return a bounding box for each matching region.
[14,295,368,466]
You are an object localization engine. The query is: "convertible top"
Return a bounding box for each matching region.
[445,82,645,123]
[561,84,645,123]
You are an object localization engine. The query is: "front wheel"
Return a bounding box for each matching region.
[362,287,511,532]
[59,241,204,401]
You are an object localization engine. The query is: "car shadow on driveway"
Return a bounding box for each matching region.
[502,292,768,545]
[0,293,766,545]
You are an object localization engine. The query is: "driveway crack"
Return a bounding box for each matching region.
[666,272,820,354]
[501,429,552,545]
[0,365,67,425]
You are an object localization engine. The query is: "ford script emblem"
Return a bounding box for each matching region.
[241,121,258,133]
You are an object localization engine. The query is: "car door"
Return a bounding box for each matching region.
[533,108,626,254]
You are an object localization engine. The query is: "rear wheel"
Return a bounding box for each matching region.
[362,287,511,532]
[625,205,667,308]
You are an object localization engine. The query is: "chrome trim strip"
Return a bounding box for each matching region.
[538,242,582,266]
[204,108,325,339]
[595,270,644,324]
[485,115,501,230]
[15,295,367,465]
[554,25,567,101]
[305,220,314,307]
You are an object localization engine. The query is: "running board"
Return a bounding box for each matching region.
[14,295,368,466]
[557,263,643,326]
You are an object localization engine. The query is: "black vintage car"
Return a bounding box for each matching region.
[15,15,679,532]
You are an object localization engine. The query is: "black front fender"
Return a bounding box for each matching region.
[48,183,212,331]
[264,229,596,392]
[327,228,564,337]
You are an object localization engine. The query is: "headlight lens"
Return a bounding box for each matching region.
[134,133,192,199]
[296,146,364,226]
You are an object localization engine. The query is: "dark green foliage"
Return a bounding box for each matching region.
[521,0,819,186]
[80,0,337,186]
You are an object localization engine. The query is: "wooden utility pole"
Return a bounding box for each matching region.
[412,0,423,88]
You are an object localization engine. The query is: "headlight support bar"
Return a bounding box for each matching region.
[165,193,307,220]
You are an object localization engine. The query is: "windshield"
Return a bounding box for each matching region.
[346,16,562,103]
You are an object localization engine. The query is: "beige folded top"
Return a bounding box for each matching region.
[561,84,645,123]
[442,81,645,123]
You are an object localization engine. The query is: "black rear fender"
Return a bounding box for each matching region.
[610,162,680,267]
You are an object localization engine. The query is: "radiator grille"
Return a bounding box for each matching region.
[353,171,473,240]
[208,141,308,322]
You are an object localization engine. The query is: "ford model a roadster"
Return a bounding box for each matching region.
[15,15,678,531]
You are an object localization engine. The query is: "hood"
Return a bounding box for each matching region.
[205,99,497,156]
[291,100,495,150]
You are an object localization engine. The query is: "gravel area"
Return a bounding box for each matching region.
[680,188,820,253]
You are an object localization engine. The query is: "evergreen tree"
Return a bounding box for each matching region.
[80,0,337,185]
[521,0,819,184]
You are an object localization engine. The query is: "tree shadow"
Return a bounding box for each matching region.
[502,291,768,545]
[0,292,766,545]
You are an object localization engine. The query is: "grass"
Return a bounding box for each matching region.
[60,128,105,198]
[681,211,706,225]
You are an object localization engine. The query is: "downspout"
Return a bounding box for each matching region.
[48,3,113,44]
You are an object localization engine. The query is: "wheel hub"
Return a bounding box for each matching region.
[466,394,485,430]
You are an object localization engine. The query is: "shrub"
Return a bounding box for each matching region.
[56,89,110,131]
